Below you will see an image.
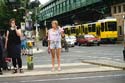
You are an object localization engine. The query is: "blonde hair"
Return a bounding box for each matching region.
[51,20,58,26]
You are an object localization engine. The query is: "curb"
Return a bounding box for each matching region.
[0,63,120,78]
[82,60,125,70]
[0,67,119,78]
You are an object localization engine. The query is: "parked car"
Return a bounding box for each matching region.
[70,36,77,44]
[65,36,76,47]
[76,34,100,46]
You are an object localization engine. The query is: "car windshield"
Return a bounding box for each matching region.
[79,35,84,38]
[70,36,76,39]
[65,36,69,39]
[84,35,95,38]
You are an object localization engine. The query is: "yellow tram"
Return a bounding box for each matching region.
[63,18,118,43]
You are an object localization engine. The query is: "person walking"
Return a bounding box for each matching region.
[5,18,23,73]
[21,33,27,56]
[48,20,64,71]
[0,33,3,75]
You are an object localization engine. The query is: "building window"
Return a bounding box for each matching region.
[113,6,117,13]
[62,2,66,12]
[118,5,121,13]
[66,0,70,11]
[60,3,62,13]
[123,4,125,12]
[119,26,122,36]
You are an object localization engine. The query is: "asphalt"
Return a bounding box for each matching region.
[1,42,124,78]
[0,71,125,83]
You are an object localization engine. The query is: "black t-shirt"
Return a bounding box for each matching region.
[8,27,21,45]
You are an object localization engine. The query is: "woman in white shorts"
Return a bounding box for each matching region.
[48,20,64,71]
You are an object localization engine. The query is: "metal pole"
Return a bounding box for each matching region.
[123,15,125,61]
[35,7,39,41]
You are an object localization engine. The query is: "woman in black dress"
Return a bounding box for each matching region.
[5,18,23,73]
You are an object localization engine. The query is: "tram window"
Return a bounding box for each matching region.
[92,24,96,32]
[71,27,76,34]
[67,30,70,35]
[107,22,117,31]
[101,23,105,32]
[82,25,84,32]
[88,25,91,32]
[119,26,122,35]
[64,28,68,34]
[79,26,81,33]
[85,28,88,34]
[76,29,79,35]
[105,23,108,31]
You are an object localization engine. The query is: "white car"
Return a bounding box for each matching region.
[65,36,76,47]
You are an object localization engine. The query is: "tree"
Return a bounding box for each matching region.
[0,0,27,30]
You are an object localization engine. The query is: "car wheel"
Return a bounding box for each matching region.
[97,43,100,46]
[77,43,81,46]
[42,42,45,46]
[75,42,77,45]
[86,43,89,46]
[77,43,79,46]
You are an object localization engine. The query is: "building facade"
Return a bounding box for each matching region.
[38,0,102,22]
[38,0,106,38]
[111,2,125,40]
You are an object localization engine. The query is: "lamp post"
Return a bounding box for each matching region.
[123,15,125,61]
[35,7,39,42]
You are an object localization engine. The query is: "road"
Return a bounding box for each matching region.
[22,44,124,65]
[0,71,125,83]
[1,43,125,83]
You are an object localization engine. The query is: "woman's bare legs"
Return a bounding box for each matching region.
[56,48,61,71]
[51,49,55,71]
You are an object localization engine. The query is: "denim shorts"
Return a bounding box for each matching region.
[50,41,61,49]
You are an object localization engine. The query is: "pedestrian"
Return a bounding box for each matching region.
[0,33,3,75]
[5,18,23,73]
[21,33,27,56]
[48,20,64,71]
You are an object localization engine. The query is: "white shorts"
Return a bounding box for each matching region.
[50,41,61,49]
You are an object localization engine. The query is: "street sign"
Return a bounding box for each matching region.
[25,20,33,31]
[34,23,40,27]
[21,22,25,31]
[44,20,46,26]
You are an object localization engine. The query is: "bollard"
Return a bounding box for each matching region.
[27,41,34,70]
[123,15,125,61]
[123,48,125,61]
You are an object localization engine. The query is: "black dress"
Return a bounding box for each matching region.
[7,27,21,58]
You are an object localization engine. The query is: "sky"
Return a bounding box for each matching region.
[30,0,50,5]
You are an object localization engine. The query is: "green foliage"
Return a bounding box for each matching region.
[0,0,26,30]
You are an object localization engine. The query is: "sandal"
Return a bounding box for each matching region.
[12,68,17,74]
[19,68,24,73]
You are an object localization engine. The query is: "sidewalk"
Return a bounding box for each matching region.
[33,47,45,54]
[0,63,120,78]
[33,41,47,54]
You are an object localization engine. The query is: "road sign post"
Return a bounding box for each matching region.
[27,41,34,70]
